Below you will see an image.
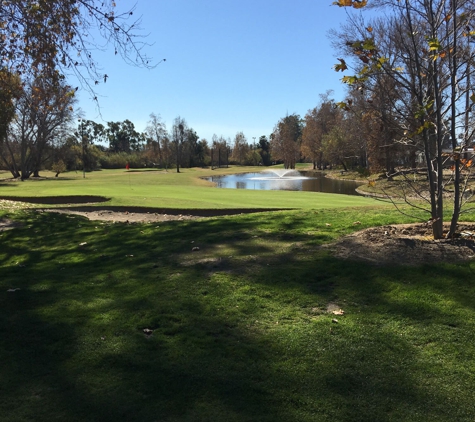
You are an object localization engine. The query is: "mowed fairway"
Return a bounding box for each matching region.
[0,167,380,210]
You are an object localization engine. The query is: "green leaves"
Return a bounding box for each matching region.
[414,100,434,119]
[342,75,362,85]
[334,58,348,72]
[427,37,442,51]
[426,37,449,61]
[333,36,386,89]
[335,101,350,111]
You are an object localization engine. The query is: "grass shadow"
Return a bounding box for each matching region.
[1,209,474,420]
[0,195,110,204]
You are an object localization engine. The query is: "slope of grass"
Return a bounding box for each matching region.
[1,206,475,421]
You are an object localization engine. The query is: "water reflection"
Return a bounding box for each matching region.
[205,171,362,196]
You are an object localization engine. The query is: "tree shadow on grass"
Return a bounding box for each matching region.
[0,270,293,421]
[0,213,294,421]
[1,211,475,421]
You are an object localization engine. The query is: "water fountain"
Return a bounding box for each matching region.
[249,169,308,181]
[204,169,362,195]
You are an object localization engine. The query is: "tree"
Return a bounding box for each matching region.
[53,134,81,171]
[0,69,23,144]
[301,107,322,170]
[171,116,187,173]
[51,159,67,177]
[270,114,302,169]
[197,138,211,167]
[106,120,143,153]
[258,135,271,166]
[0,1,156,94]
[160,134,173,171]
[211,135,229,169]
[182,128,201,168]
[0,69,24,177]
[231,132,249,165]
[340,85,402,173]
[321,116,359,171]
[301,92,341,170]
[144,113,167,167]
[76,120,106,145]
[76,118,108,173]
[1,75,75,179]
[333,0,475,239]
[0,2,159,178]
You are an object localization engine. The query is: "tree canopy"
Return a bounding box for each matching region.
[0,0,156,92]
[332,0,475,238]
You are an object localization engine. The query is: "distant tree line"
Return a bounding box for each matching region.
[2,70,457,180]
[0,0,442,181]
[0,81,412,179]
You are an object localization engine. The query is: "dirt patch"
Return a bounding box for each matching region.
[41,208,198,223]
[39,207,286,223]
[326,223,475,266]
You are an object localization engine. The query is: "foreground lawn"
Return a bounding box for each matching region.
[1,206,475,421]
[0,167,380,210]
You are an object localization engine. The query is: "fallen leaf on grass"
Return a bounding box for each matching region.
[332,309,345,316]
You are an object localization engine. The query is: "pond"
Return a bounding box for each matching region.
[205,169,363,196]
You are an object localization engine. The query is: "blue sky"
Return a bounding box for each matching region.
[73,1,357,143]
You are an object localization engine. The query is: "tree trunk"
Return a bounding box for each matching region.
[447,5,461,239]
[176,144,181,173]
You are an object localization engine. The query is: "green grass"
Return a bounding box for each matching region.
[0,167,380,210]
[1,204,475,421]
